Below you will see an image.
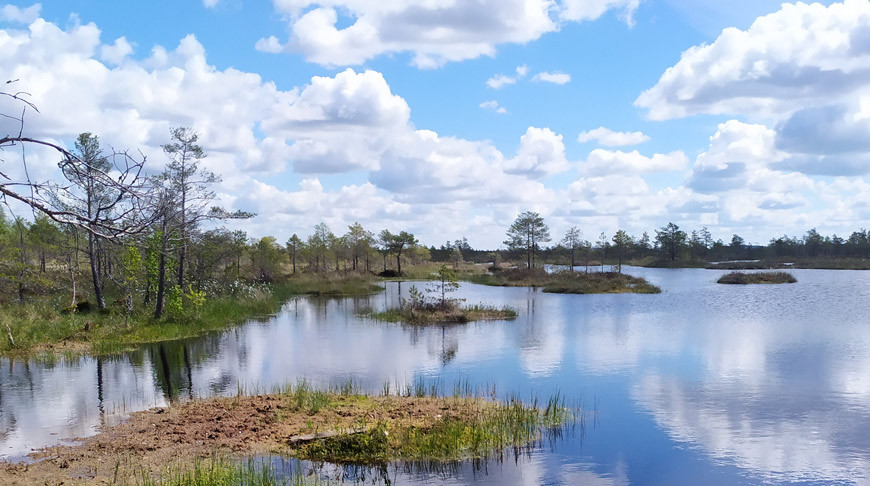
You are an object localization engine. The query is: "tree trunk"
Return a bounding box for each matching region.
[177,241,186,287]
[396,251,402,276]
[178,165,187,288]
[617,248,623,274]
[88,233,106,310]
[154,219,169,319]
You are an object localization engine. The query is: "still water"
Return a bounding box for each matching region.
[2,267,870,484]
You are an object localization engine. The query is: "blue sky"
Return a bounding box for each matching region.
[1,0,864,248]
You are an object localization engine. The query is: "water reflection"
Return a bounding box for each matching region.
[0,270,869,484]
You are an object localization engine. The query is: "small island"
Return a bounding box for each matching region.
[717,271,797,284]
[366,265,518,324]
[1,382,575,484]
[470,268,661,294]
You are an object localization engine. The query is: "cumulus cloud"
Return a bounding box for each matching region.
[578,127,650,146]
[9,6,870,247]
[259,0,638,68]
[486,74,517,90]
[560,0,641,26]
[99,36,133,65]
[479,100,507,114]
[254,35,284,53]
[582,149,688,176]
[0,12,585,247]
[533,71,571,85]
[636,0,870,178]
[636,0,870,121]
[505,127,572,177]
[0,3,41,24]
[486,65,529,89]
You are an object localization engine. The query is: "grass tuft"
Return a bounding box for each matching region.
[717,271,797,284]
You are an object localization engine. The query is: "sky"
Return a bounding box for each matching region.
[3,0,870,249]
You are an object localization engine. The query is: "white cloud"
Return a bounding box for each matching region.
[486,65,530,89]
[0,13,583,247]
[254,35,285,54]
[578,127,650,146]
[9,7,870,248]
[486,73,517,89]
[582,149,688,176]
[260,0,638,68]
[202,0,219,7]
[515,64,529,78]
[560,0,641,26]
[533,71,571,84]
[636,0,870,178]
[505,126,572,177]
[636,0,870,121]
[99,36,133,65]
[0,3,41,24]
[479,100,507,114]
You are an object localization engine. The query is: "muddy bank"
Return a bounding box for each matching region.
[0,389,568,485]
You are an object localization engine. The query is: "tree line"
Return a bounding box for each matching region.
[491,211,870,271]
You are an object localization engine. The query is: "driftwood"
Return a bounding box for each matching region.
[287,427,369,445]
[5,323,14,348]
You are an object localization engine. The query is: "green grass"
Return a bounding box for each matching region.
[467,268,661,294]
[138,457,315,486]
[282,274,383,296]
[377,262,489,281]
[717,271,797,284]
[297,393,574,464]
[365,304,517,325]
[0,275,383,357]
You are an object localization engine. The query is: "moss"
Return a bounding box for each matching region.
[717,271,797,284]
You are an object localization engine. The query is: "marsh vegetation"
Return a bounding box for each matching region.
[1,380,578,485]
[469,268,661,294]
[717,271,797,285]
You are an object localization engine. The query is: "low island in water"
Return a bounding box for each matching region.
[717,271,797,285]
[469,268,662,294]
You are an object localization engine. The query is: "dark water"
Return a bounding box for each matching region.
[2,268,870,484]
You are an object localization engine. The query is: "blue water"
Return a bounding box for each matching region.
[2,267,869,484]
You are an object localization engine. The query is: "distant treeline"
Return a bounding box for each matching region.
[430,219,870,267]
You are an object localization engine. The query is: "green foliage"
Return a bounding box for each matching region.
[251,236,284,283]
[505,211,550,269]
[429,265,460,303]
[166,285,185,318]
[186,284,206,317]
[296,393,573,464]
[655,222,688,262]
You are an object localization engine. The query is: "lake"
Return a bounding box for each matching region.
[2,267,869,484]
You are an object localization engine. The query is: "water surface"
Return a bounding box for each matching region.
[2,268,869,484]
